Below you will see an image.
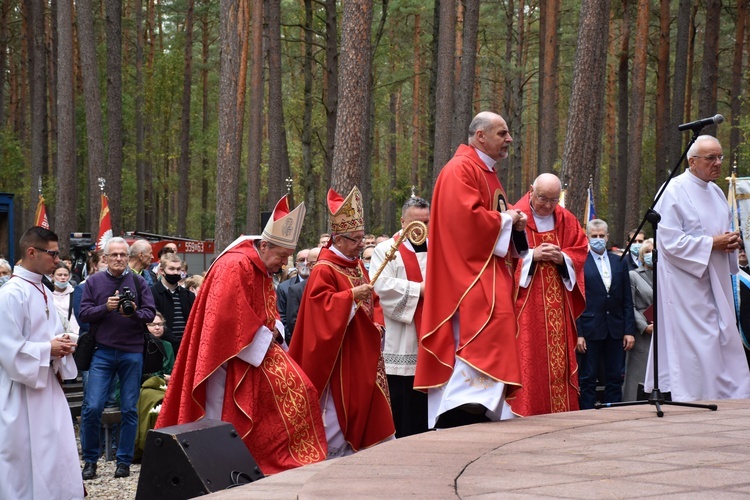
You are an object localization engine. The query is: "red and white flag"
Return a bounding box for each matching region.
[97,194,113,250]
[34,195,50,229]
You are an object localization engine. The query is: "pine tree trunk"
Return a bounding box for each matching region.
[537,0,560,174]
[56,0,76,253]
[410,13,421,191]
[561,0,611,220]
[614,0,630,243]
[299,0,317,244]
[25,0,47,227]
[215,0,249,250]
[730,0,746,161]
[655,0,670,183]
[331,0,373,195]
[105,0,123,235]
[431,0,456,184]
[670,0,692,170]
[267,0,291,206]
[323,0,338,192]
[177,0,195,236]
[201,0,210,239]
[450,0,479,151]
[698,0,721,136]
[245,0,263,234]
[135,0,147,231]
[0,1,9,128]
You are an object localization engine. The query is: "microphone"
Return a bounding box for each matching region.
[678,114,724,132]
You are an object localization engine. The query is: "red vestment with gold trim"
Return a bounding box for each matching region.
[289,248,395,451]
[155,240,327,474]
[415,144,522,391]
[510,193,588,416]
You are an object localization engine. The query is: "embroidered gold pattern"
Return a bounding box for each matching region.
[262,346,326,465]
[461,369,494,390]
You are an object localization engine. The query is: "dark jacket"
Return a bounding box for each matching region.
[576,251,636,341]
[79,270,157,353]
[150,279,195,351]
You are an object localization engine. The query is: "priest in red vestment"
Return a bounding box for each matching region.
[414,111,529,429]
[155,196,327,475]
[510,173,588,416]
[289,186,395,457]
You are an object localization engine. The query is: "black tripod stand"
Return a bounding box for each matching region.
[595,129,718,417]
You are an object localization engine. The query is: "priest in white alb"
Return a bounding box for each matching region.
[644,135,750,401]
[0,226,82,500]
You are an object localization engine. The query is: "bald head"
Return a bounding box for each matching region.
[307,247,321,262]
[530,173,562,217]
[467,112,513,161]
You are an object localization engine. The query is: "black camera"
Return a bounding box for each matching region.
[118,287,137,316]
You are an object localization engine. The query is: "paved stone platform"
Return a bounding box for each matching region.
[208,399,750,499]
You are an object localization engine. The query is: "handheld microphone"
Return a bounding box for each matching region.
[678,114,724,132]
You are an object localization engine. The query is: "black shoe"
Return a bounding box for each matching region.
[82,462,97,480]
[114,463,130,478]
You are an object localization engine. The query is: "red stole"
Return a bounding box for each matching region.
[510,193,588,416]
[398,237,425,336]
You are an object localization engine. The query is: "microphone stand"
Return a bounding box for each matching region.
[596,128,718,417]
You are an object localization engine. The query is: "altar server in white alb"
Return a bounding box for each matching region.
[645,135,750,401]
[0,226,83,500]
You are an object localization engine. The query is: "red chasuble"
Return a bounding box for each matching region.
[289,248,395,451]
[155,240,327,474]
[509,193,588,416]
[414,144,523,391]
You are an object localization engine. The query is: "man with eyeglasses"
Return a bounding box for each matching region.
[285,247,320,343]
[79,237,157,480]
[510,173,589,416]
[276,248,309,333]
[644,135,750,402]
[0,226,83,499]
[290,186,395,457]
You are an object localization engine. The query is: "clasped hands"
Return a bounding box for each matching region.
[533,242,564,265]
[51,334,76,358]
[508,209,527,232]
[713,230,741,253]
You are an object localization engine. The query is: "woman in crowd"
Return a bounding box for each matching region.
[623,238,654,401]
[184,274,204,296]
[52,262,80,335]
[0,259,11,287]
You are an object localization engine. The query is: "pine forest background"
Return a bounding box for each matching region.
[0,0,748,253]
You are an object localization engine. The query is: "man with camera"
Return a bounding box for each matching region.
[79,237,156,480]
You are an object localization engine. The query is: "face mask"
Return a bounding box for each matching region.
[589,238,606,254]
[364,263,371,271]
[630,243,642,258]
[54,280,69,289]
[0,276,9,287]
[644,252,653,267]
[164,273,182,285]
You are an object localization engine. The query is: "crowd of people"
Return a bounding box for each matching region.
[1,112,749,499]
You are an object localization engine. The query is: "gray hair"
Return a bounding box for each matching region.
[586,218,608,235]
[0,258,10,272]
[687,135,721,159]
[467,112,500,142]
[401,196,430,217]
[103,237,129,255]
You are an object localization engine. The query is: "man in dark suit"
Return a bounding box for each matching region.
[576,219,636,409]
[277,248,309,333]
[285,248,319,344]
[624,229,645,271]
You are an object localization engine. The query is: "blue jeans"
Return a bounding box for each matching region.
[81,346,143,465]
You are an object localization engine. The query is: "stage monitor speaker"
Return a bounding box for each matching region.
[136,419,264,499]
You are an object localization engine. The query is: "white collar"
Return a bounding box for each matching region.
[330,245,358,262]
[474,148,497,171]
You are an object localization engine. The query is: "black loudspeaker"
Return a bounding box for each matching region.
[136,419,264,499]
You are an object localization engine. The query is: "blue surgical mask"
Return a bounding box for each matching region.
[54,280,69,289]
[364,263,370,271]
[644,252,653,267]
[630,243,642,258]
[589,238,606,254]
[0,275,9,287]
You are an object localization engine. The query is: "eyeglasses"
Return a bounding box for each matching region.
[338,234,366,245]
[106,253,128,259]
[533,192,560,204]
[148,322,164,328]
[693,155,724,163]
[33,247,60,258]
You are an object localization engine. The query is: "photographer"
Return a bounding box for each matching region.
[79,237,156,481]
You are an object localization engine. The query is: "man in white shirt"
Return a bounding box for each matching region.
[0,226,82,499]
[645,135,750,401]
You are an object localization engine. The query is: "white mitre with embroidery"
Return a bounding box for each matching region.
[261,195,306,249]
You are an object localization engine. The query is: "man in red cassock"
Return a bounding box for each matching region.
[155,196,327,475]
[415,111,529,429]
[510,173,588,416]
[289,186,395,457]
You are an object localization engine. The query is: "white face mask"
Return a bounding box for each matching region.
[0,275,10,287]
